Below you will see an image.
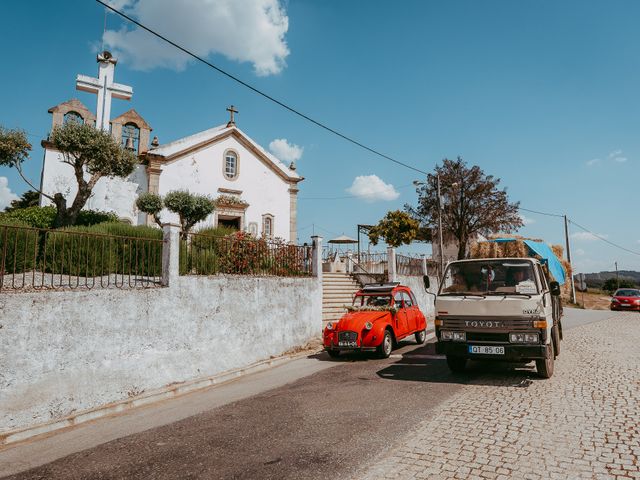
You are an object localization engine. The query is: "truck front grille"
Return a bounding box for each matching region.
[466,332,509,343]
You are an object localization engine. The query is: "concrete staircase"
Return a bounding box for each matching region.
[322,272,361,327]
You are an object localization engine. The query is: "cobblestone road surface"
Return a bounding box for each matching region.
[360,312,640,480]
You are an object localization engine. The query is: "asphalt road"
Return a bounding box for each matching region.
[1,308,610,480]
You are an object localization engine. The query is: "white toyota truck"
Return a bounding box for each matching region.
[432,257,563,378]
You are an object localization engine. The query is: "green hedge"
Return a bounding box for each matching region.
[0,219,39,273]
[44,223,163,277]
[0,206,119,229]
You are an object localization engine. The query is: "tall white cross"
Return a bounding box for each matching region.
[76,51,133,131]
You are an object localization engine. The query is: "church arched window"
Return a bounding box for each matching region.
[122,122,140,153]
[64,111,84,125]
[262,214,274,238]
[223,149,239,180]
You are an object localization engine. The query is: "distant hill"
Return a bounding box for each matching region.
[577,270,640,288]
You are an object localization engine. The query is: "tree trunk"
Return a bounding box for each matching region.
[52,193,69,228]
[52,181,95,228]
[457,235,468,260]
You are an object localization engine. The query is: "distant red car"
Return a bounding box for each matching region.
[323,283,428,358]
[610,288,640,311]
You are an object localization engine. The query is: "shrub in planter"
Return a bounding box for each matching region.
[0,218,38,273]
[44,223,162,277]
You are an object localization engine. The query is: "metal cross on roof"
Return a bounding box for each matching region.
[226,105,238,127]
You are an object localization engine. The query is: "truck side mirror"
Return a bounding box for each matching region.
[549,281,561,296]
[423,275,430,291]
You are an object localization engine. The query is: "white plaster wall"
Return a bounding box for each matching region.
[0,275,321,434]
[40,149,147,224]
[157,137,292,240]
[397,274,439,320]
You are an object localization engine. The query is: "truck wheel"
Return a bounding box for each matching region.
[536,342,555,379]
[446,355,467,373]
[377,330,393,358]
[552,326,561,357]
[415,329,427,344]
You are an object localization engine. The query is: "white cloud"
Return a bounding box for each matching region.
[520,215,535,226]
[104,0,290,76]
[571,231,609,242]
[0,177,18,211]
[586,158,600,166]
[268,138,303,163]
[346,175,400,202]
[575,248,585,256]
[607,149,628,163]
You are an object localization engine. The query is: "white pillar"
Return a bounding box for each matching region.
[162,223,181,286]
[387,246,397,282]
[311,235,323,280]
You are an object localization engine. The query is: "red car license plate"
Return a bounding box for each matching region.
[338,341,357,347]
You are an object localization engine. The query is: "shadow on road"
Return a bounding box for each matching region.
[375,342,542,387]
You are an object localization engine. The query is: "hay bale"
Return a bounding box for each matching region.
[551,244,564,260]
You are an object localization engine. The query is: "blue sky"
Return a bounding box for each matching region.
[0,0,638,273]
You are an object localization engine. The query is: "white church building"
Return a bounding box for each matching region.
[40,51,303,242]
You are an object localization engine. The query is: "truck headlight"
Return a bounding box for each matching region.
[441,331,465,341]
[509,333,539,343]
[452,332,466,342]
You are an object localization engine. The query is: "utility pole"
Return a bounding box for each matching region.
[437,173,445,277]
[615,261,619,289]
[563,215,576,304]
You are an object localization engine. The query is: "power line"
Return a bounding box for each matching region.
[519,206,564,219]
[569,219,640,257]
[299,183,415,200]
[95,0,428,175]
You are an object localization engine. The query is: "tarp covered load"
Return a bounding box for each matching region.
[470,236,567,286]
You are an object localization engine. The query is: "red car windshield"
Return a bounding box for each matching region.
[614,289,640,297]
[353,294,392,307]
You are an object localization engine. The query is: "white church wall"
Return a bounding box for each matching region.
[157,137,292,240]
[40,149,147,224]
[0,275,321,438]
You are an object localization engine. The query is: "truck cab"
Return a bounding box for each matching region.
[434,257,563,378]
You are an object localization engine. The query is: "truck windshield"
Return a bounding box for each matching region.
[440,260,539,296]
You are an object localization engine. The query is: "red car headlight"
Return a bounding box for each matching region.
[326,322,334,330]
[611,298,620,303]
[364,321,373,330]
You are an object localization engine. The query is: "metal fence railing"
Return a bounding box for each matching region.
[0,224,163,291]
[396,254,424,276]
[354,252,388,274]
[181,233,313,277]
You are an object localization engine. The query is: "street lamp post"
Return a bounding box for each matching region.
[436,173,445,275]
[414,173,445,277]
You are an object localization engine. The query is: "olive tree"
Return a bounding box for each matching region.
[137,190,214,238]
[136,192,164,228]
[0,123,137,227]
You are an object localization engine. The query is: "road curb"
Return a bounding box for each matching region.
[0,346,323,448]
